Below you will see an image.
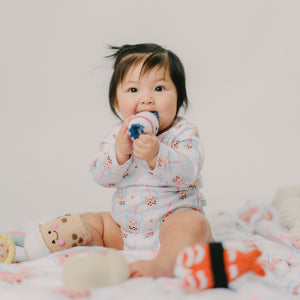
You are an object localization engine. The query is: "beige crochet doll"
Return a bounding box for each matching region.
[0,233,16,263]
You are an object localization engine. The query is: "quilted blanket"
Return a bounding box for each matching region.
[1,200,300,299]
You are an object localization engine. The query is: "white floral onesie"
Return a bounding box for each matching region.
[90,117,207,251]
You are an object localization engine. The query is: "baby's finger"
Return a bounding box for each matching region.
[125,115,135,126]
[143,128,155,136]
[133,140,143,151]
[121,116,134,131]
[135,136,151,147]
[132,147,142,158]
[124,130,131,139]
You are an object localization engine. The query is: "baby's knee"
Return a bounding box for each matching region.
[192,213,213,242]
[82,212,123,250]
[162,210,213,241]
[184,211,212,241]
[81,212,105,247]
[81,212,104,234]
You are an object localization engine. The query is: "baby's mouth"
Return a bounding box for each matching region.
[151,111,159,119]
[137,110,159,117]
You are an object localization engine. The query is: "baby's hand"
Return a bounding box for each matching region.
[115,117,134,165]
[133,129,159,169]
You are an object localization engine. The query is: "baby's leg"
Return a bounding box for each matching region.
[129,210,213,278]
[81,212,123,250]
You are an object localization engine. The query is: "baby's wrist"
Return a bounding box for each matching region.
[147,142,159,169]
[147,154,158,170]
[116,150,130,165]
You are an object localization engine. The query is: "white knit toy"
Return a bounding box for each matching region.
[62,248,129,289]
[272,185,300,237]
[128,111,159,140]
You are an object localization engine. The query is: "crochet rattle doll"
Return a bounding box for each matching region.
[0,233,16,263]
[24,214,92,260]
[128,111,159,139]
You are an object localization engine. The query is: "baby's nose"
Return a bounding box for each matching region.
[140,97,154,104]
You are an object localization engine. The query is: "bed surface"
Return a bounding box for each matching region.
[1,200,300,299]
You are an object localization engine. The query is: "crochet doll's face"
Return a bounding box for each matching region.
[114,62,177,134]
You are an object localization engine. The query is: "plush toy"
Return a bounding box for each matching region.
[24,214,91,260]
[0,233,16,264]
[174,242,265,292]
[128,111,159,140]
[272,185,300,237]
[62,248,129,289]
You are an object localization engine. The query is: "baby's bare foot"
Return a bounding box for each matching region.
[129,258,174,279]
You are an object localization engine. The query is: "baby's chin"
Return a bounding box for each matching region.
[158,125,171,135]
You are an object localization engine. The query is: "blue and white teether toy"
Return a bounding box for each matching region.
[128,111,159,140]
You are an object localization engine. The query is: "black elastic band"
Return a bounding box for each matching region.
[209,242,228,288]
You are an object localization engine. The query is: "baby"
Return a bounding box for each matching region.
[24,43,213,278]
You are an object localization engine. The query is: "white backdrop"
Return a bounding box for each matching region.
[1,0,300,229]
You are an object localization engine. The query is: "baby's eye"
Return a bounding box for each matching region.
[129,87,138,93]
[155,86,164,92]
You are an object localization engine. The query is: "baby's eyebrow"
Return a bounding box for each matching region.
[123,78,167,85]
[124,80,139,85]
[154,78,166,82]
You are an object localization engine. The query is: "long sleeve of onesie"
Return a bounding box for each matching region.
[90,124,131,187]
[147,119,204,188]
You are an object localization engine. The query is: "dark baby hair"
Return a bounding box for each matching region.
[107,43,188,119]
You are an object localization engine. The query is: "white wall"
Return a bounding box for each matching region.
[1,0,299,229]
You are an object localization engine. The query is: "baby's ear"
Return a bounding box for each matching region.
[114,98,119,111]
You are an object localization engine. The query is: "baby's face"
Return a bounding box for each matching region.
[114,61,177,134]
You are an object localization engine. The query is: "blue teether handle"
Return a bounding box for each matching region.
[129,124,145,140]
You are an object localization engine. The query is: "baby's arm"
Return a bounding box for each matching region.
[148,121,204,186]
[115,116,134,165]
[90,122,132,187]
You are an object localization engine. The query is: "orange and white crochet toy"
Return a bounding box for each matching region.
[174,242,265,291]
